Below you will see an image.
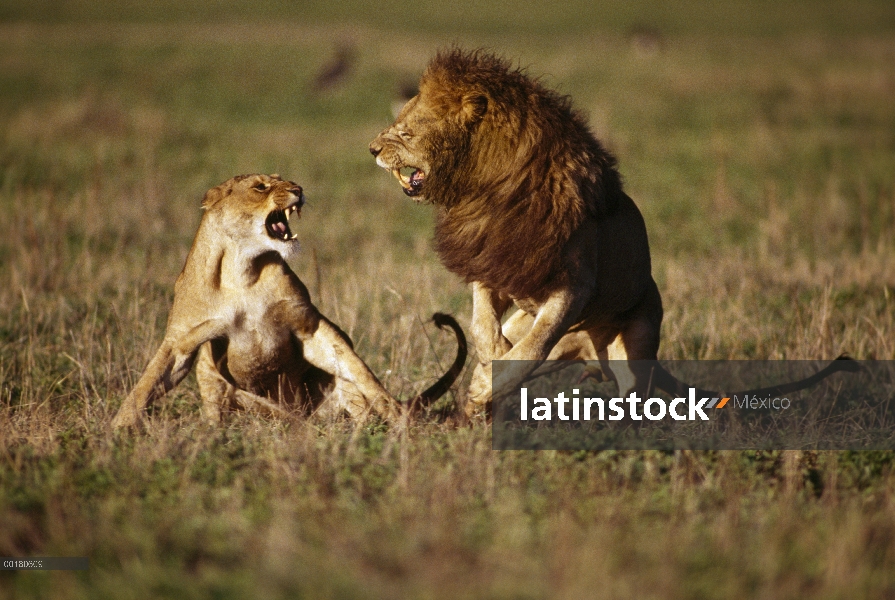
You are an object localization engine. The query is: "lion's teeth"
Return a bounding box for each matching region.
[391,168,412,190]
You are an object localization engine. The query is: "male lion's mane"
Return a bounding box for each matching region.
[423,48,622,301]
[371,47,861,416]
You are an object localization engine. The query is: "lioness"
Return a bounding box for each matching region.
[370,48,856,415]
[111,174,466,428]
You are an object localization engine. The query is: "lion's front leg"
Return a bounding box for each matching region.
[466,286,591,416]
[299,317,399,420]
[465,283,514,417]
[466,320,597,417]
[471,282,513,364]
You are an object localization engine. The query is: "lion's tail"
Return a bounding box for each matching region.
[410,313,468,409]
[651,354,862,399]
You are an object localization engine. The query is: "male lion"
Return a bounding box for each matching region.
[111,174,466,428]
[370,48,856,416]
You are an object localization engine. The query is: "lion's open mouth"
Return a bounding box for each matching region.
[392,167,425,197]
[265,201,302,241]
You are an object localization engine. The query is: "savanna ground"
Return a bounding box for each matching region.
[1,1,894,598]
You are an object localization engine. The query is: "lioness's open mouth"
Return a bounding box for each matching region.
[391,167,425,197]
[265,200,302,241]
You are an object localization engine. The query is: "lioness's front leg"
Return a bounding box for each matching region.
[299,317,399,420]
[112,319,226,428]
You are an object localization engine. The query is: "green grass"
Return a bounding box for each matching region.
[1,1,895,597]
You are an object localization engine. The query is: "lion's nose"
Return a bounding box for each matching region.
[369,142,381,157]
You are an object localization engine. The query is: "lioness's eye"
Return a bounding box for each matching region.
[253,182,269,191]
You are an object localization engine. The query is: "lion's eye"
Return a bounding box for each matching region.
[253,182,269,191]
[398,130,413,140]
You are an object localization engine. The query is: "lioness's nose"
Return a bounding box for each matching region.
[369,142,381,157]
[288,185,303,201]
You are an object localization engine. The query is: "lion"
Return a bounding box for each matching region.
[369,48,858,416]
[111,173,466,428]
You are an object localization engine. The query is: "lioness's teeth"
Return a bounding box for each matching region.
[283,233,289,240]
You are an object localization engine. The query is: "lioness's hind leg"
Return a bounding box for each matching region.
[196,344,293,421]
[315,379,376,421]
[301,318,399,420]
[196,342,232,423]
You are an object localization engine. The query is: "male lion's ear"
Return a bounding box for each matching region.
[201,183,231,208]
[460,93,487,124]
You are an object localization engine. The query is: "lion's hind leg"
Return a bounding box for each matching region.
[593,309,661,400]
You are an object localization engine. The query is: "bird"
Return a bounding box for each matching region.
[312,44,356,94]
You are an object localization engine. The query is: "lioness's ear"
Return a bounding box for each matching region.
[201,183,230,208]
[460,93,487,124]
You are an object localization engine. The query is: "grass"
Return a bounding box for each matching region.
[1,1,895,597]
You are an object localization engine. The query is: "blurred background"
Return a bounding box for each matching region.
[3,1,893,255]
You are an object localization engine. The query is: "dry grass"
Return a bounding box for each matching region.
[1,4,895,598]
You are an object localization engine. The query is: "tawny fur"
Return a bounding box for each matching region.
[112,174,466,428]
[370,48,856,415]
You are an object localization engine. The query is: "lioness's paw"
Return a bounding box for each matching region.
[110,407,142,429]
